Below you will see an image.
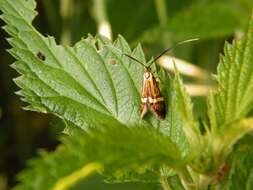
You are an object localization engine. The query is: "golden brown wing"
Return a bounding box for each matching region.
[140,70,166,119]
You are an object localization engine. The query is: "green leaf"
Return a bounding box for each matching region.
[0,0,195,155]
[167,175,185,190]
[200,12,253,176]
[14,124,183,190]
[0,1,191,188]
[223,134,253,190]
[169,64,200,156]
[136,2,245,45]
[207,12,253,128]
[0,0,149,130]
[169,3,243,40]
[71,174,159,190]
[0,0,188,132]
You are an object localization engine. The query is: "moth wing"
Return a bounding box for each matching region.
[140,73,150,118]
[149,75,162,99]
[140,103,148,119]
[141,74,150,98]
[150,101,166,119]
[149,75,166,119]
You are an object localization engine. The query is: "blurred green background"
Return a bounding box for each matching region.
[0,0,252,189]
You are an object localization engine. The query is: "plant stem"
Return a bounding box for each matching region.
[161,176,170,190]
[155,0,168,27]
[178,168,195,190]
[93,0,112,40]
[155,0,170,48]
[60,0,73,45]
[52,162,103,190]
[157,55,210,81]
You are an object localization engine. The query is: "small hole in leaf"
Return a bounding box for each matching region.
[37,51,46,61]
[94,41,101,51]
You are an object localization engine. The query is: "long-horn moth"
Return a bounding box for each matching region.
[124,39,198,119]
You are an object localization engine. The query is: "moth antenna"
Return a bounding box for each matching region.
[123,54,147,68]
[147,38,199,67]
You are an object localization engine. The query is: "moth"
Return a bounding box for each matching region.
[124,54,165,119]
[140,67,165,119]
[124,38,198,119]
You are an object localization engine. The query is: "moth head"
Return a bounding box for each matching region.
[144,70,152,79]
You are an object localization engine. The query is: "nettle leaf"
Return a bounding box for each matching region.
[14,124,182,190]
[0,0,193,188]
[167,175,185,190]
[169,65,200,157]
[0,0,189,132]
[224,134,253,190]
[197,12,253,179]
[212,132,253,190]
[208,12,253,128]
[0,0,195,147]
[0,0,154,129]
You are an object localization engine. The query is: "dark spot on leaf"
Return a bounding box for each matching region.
[37,51,46,61]
[216,162,230,181]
